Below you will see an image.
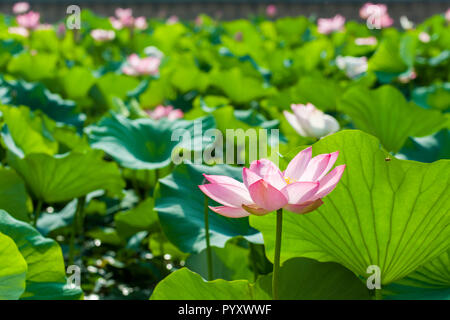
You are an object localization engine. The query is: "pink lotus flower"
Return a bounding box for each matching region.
[146,105,184,120]
[266,5,277,17]
[195,15,203,27]
[167,15,179,25]
[91,29,115,42]
[360,3,393,28]
[36,23,53,31]
[446,9,450,22]
[134,16,148,30]
[17,11,40,30]
[122,54,161,76]
[355,36,377,46]
[400,16,414,30]
[419,32,431,43]
[360,3,387,19]
[8,26,29,37]
[13,2,29,15]
[57,23,66,38]
[336,55,368,79]
[283,103,340,139]
[110,8,135,29]
[317,14,345,34]
[199,147,345,217]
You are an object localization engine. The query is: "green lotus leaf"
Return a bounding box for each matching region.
[0,167,30,222]
[368,31,408,74]
[396,130,450,163]
[186,240,254,281]
[150,268,270,300]
[338,85,447,152]
[251,130,450,285]
[0,76,84,127]
[7,150,125,203]
[0,210,82,299]
[210,68,270,104]
[7,52,58,82]
[383,250,450,300]
[0,232,27,300]
[155,163,262,253]
[257,258,371,300]
[86,113,215,170]
[0,105,58,157]
[115,197,159,239]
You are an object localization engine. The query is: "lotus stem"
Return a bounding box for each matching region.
[68,196,86,266]
[272,208,283,300]
[204,195,213,281]
[33,199,43,227]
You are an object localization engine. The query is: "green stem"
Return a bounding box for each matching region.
[131,170,143,200]
[374,288,383,300]
[204,195,213,281]
[249,242,259,282]
[68,196,86,266]
[33,199,43,227]
[272,208,283,300]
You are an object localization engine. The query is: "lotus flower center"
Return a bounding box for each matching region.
[284,176,295,185]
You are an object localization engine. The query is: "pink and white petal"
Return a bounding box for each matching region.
[284,199,324,214]
[282,181,319,204]
[283,110,307,136]
[241,204,271,216]
[285,147,312,180]
[243,167,262,189]
[249,159,286,190]
[248,179,288,212]
[249,159,277,177]
[300,153,332,181]
[209,206,250,218]
[316,151,339,180]
[262,164,286,190]
[199,183,252,208]
[314,165,346,199]
[323,114,340,134]
[203,174,245,189]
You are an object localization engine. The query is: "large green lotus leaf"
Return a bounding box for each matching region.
[58,66,96,100]
[150,268,270,300]
[383,250,450,300]
[338,85,447,152]
[293,76,343,112]
[257,258,370,300]
[186,240,254,281]
[210,68,270,104]
[0,232,27,300]
[0,167,30,222]
[368,31,408,74]
[37,191,104,236]
[8,150,125,203]
[115,197,159,239]
[91,73,140,109]
[0,76,83,127]
[412,83,450,111]
[0,105,58,157]
[0,210,82,299]
[7,52,58,82]
[155,163,262,253]
[86,113,215,170]
[251,130,450,285]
